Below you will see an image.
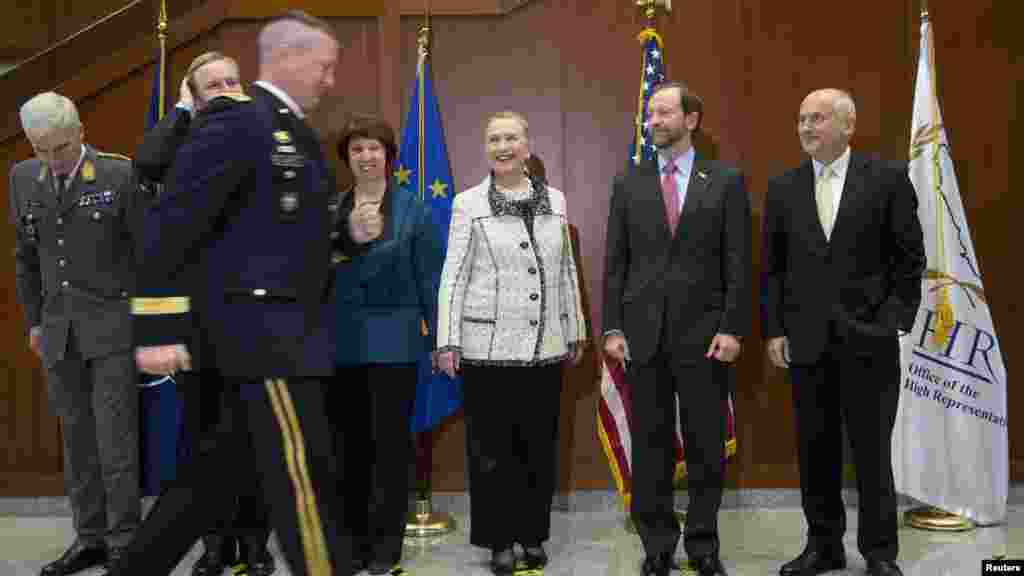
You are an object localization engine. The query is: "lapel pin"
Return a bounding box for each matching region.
[697,171,708,180]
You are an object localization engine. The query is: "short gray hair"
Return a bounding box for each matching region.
[257,10,336,65]
[830,89,857,124]
[19,92,81,137]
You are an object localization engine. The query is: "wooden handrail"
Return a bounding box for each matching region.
[0,0,534,145]
[8,0,147,74]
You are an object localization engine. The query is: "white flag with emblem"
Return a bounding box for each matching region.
[893,12,1008,524]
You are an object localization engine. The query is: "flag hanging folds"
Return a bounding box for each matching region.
[893,12,1008,524]
[400,45,463,433]
[598,27,737,509]
[138,14,185,497]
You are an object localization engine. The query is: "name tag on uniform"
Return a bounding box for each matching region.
[78,189,116,207]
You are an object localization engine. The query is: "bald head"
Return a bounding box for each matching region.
[257,11,339,112]
[798,88,857,164]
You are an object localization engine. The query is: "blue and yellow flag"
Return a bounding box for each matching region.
[144,22,167,131]
[398,44,463,433]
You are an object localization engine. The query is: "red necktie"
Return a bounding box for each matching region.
[661,161,679,236]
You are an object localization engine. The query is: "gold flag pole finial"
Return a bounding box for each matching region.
[157,0,168,39]
[921,0,930,20]
[417,0,431,57]
[637,0,671,22]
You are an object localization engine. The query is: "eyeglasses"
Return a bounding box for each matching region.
[798,112,832,127]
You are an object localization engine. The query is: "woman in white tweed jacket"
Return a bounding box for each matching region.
[437,112,585,575]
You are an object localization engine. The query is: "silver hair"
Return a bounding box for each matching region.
[19,92,81,137]
[257,16,330,66]
[830,89,857,125]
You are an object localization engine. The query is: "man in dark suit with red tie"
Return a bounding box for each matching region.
[603,81,752,576]
[761,88,925,576]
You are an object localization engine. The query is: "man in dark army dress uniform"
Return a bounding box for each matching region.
[8,91,141,576]
[133,51,276,576]
[106,10,347,576]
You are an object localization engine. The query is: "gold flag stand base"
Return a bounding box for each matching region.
[624,509,687,533]
[404,497,457,538]
[904,506,974,532]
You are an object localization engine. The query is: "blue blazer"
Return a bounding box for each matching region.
[333,185,443,365]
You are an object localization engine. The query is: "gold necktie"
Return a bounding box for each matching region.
[816,165,835,239]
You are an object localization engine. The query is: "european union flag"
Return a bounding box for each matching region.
[138,26,185,496]
[145,40,166,131]
[630,29,666,172]
[397,49,463,433]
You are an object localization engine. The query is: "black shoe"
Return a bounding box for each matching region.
[693,555,729,576]
[490,547,515,575]
[40,540,108,576]
[641,552,671,576]
[523,545,548,570]
[368,561,406,575]
[866,559,903,576]
[243,542,276,576]
[192,535,234,576]
[104,546,125,571]
[779,545,846,576]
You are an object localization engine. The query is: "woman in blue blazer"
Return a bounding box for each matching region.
[329,115,443,576]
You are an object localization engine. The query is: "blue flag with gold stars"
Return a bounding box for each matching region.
[398,50,463,433]
[630,28,666,172]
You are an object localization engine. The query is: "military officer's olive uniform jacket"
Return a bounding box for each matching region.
[9,146,137,366]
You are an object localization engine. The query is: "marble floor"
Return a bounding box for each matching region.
[1,501,1020,576]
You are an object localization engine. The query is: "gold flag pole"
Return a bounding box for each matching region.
[901,0,973,535]
[156,0,168,121]
[404,2,456,539]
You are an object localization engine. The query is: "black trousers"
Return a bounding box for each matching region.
[789,327,900,561]
[331,363,417,566]
[629,351,728,561]
[178,370,270,551]
[110,378,348,576]
[462,364,561,549]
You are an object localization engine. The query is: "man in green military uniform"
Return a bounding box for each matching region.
[8,91,141,576]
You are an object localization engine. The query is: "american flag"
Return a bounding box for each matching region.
[630,28,665,169]
[598,26,737,510]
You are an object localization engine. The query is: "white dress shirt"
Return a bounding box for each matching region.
[812,146,852,234]
[657,145,696,214]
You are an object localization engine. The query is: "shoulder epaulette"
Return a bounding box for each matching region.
[212,92,252,104]
[97,152,132,162]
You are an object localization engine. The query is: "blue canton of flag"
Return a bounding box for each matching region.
[630,29,666,172]
[397,50,463,433]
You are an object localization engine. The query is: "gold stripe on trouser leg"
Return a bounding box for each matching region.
[265,379,332,575]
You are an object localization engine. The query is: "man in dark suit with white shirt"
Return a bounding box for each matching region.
[603,81,752,576]
[761,88,925,576]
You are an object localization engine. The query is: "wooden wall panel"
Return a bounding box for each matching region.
[0,0,1018,496]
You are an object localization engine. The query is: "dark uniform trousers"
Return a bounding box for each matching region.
[462,364,562,549]
[333,363,417,566]
[112,377,345,576]
[178,369,270,549]
[629,336,729,561]
[788,321,900,561]
[48,324,139,549]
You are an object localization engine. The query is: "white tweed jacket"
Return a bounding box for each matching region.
[437,176,586,366]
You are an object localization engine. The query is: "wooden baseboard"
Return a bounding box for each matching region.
[0,473,65,497]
